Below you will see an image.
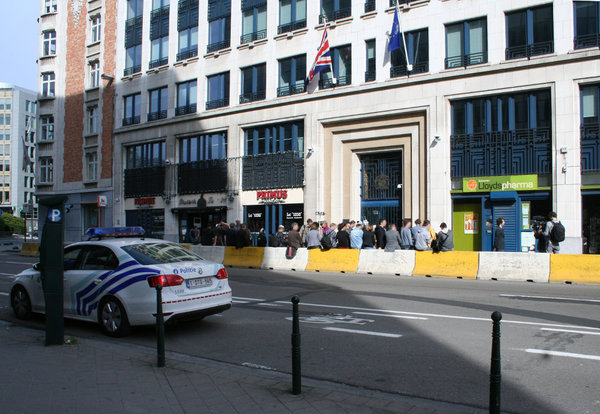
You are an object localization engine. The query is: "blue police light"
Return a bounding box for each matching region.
[85,226,146,238]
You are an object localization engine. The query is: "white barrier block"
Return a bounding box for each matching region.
[189,245,225,264]
[261,247,309,271]
[477,252,550,283]
[356,249,415,275]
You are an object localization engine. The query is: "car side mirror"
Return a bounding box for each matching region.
[33,263,40,271]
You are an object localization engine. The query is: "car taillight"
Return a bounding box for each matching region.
[147,274,184,288]
[216,268,228,280]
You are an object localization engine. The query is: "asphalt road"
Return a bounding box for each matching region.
[1,251,599,414]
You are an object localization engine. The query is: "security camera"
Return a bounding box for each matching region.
[434,135,441,142]
[307,146,314,153]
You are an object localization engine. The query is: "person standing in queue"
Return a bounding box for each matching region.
[336,222,351,248]
[493,218,505,252]
[375,219,387,249]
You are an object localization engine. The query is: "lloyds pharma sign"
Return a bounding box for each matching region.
[462,175,539,192]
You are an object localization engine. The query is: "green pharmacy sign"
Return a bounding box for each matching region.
[462,175,538,192]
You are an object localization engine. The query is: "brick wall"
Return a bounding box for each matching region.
[101,0,117,180]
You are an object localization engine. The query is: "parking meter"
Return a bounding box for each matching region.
[39,195,67,346]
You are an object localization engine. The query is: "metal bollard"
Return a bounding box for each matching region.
[489,311,502,414]
[291,295,301,395]
[156,284,165,367]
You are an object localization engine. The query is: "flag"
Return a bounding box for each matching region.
[305,26,334,87]
[388,6,402,53]
[22,136,32,172]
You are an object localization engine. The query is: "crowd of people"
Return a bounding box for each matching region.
[186,220,253,249]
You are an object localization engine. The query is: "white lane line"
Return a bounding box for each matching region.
[323,327,402,338]
[0,292,9,296]
[524,349,600,361]
[353,311,428,320]
[540,328,600,336]
[257,303,281,307]
[232,300,250,304]
[233,296,266,302]
[274,301,600,331]
[500,294,600,304]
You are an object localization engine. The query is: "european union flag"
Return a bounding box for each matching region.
[388,7,401,53]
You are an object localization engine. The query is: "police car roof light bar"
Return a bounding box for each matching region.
[86,226,146,240]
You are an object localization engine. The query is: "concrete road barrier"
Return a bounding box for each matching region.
[188,245,225,264]
[20,242,40,257]
[550,254,600,284]
[478,252,550,283]
[261,247,308,271]
[413,251,478,279]
[356,249,415,275]
[305,249,360,273]
[223,246,264,268]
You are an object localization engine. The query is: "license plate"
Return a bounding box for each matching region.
[186,277,213,289]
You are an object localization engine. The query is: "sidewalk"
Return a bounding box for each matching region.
[0,322,486,414]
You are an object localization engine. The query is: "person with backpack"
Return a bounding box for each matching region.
[543,211,564,254]
[321,223,337,250]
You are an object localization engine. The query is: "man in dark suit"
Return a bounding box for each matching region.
[375,219,387,249]
[493,218,505,251]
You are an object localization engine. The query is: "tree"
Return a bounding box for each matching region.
[0,213,26,235]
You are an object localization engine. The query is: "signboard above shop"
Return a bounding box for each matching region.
[461,175,539,193]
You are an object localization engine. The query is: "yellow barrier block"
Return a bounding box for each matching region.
[305,249,360,273]
[223,246,264,268]
[413,251,478,279]
[20,242,40,257]
[550,255,600,284]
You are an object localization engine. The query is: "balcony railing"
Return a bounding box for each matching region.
[450,127,551,178]
[364,0,376,13]
[277,81,306,97]
[581,122,600,173]
[123,65,141,76]
[206,98,229,110]
[239,90,266,104]
[240,29,267,44]
[149,57,168,69]
[175,103,197,116]
[148,110,167,121]
[124,166,165,198]
[125,15,143,29]
[505,41,554,60]
[177,47,198,61]
[207,39,230,53]
[445,51,487,69]
[242,151,304,190]
[390,60,429,77]
[574,33,600,50]
[319,75,351,89]
[319,8,352,24]
[277,19,307,34]
[178,159,228,194]
[122,115,140,126]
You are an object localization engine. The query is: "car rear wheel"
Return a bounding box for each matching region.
[11,286,33,320]
[98,297,131,337]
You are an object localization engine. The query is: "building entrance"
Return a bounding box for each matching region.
[360,151,403,226]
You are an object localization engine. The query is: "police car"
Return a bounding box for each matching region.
[10,227,232,337]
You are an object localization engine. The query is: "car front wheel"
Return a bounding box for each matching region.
[11,286,33,320]
[98,297,131,337]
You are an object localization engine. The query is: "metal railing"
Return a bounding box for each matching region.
[148,110,167,121]
[178,159,228,194]
[149,57,168,69]
[581,122,600,172]
[122,115,140,126]
[445,51,487,69]
[239,90,266,103]
[207,39,230,53]
[175,103,197,116]
[574,33,600,50]
[319,75,351,89]
[206,98,229,110]
[505,41,554,60]
[277,81,306,97]
[124,166,165,198]
[242,151,304,190]
[390,60,428,77]
[319,8,352,24]
[123,65,141,76]
[176,47,198,61]
[365,70,376,82]
[240,29,267,44]
[277,19,307,34]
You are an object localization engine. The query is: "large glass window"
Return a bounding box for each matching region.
[279,0,306,34]
[180,132,227,162]
[125,0,143,75]
[581,84,600,174]
[87,106,98,134]
[39,157,53,183]
[207,0,231,52]
[150,36,169,68]
[278,54,306,96]
[391,28,428,77]
[240,63,266,103]
[86,152,98,182]
[42,73,55,97]
[40,116,54,142]
[365,39,376,82]
[245,121,304,155]
[582,85,599,125]
[574,1,600,49]
[320,0,351,24]
[150,0,169,68]
[126,141,166,168]
[127,0,143,18]
[241,0,267,44]
[44,0,57,14]
[177,0,199,60]
[445,18,487,68]
[149,87,168,120]
[125,45,142,75]
[176,80,197,115]
[123,93,141,126]
[90,15,102,43]
[89,61,100,89]
[506,5,554,60]
[43,31,56,57]
[206,72,230,109]
[320,44,352,89]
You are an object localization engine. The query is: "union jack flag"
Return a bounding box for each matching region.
[305,26,334,87]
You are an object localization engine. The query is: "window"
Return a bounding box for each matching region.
[87,106,98,134]
[180,132,227,162]
[320,44,352,89]
[582,85,599,126]
[319,0,351,24]
[506,5,553,60]
[123,93,141,126]
[126,141,166,168]
[86,152,98,181]
[279,0,306,34]
[245,121,304,155]
[91,15,102,43]
[0,99,4,110]
[42,73,55,97]
[40,116,54,141]
[177,0,199,60]
[44,0,57,14]
[39,157,53,184]
[3,160,9,172]
[365,39,376,82]
[125,45,142,75]
[241,0,267,44]
[150,36,169,68]
[446,18,487,68]
[2,192,9,204]
[82,206,100,234]
[364,0,375,13]
[150,0,170,68]
[206,72,229,109]
[3,115,10,126]
[581,84,600,173]
[89,61,100,89]
[125,0,143,75]
[207,0,231,52]
[278,54,306,96]
[5,98,10,110]
[574,1,600,49]
[240,63,266,103]
[80,246,118,270]
[127,0,143,18]
[43,31,56,57]
[149,87,168,120]
[176,80,197,115]
[391,28,428,77]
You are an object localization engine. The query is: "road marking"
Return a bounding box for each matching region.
[323,327,402,338]
[232,300,249,304]
[524,349,600,361]
[0,292,9,296]
[353,311,429,320]
[540,328,600,336]
[233,296,265,302]
[500,294,600,304]
[242,362,276,371]
[256,302,281,307]
[274,301,600,331]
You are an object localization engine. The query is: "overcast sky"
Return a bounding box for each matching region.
[0,2,39,91]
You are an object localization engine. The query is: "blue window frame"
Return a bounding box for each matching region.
[574,1,600,49]
[278,0,306,34]
[180,132,227,162]
[581,84,600,173]
[245,121,304,155]
[207,0,231,52]
[445,18,487,69]
[506,4,553,60]
[391,28,428,77]
[241,0,267,44]
[319,44,352,89]
[206,72,230,109]
[240,64,266,103]
[278,54,306,96]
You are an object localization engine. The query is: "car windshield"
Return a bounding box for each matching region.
[122,243,203,265]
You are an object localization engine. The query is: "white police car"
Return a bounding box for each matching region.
[10,227,232,337]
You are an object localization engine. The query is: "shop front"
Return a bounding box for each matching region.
[172,193,228,243]
[452,175,551,252]
[124,197,165,239]
[582,190,600,254]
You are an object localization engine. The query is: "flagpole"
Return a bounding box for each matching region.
[325,24,337,84]
[396,3,412,72]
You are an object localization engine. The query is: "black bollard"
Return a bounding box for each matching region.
[291,296,301,395]
[489,311,502,414]
[156,284,165,367]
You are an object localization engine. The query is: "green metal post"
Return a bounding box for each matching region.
[291,296,301,395]
[156,284,165,367]
[490,311,502,414]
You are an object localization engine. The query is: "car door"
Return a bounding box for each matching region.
[60,245,86,315]
[63,245,119,318]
